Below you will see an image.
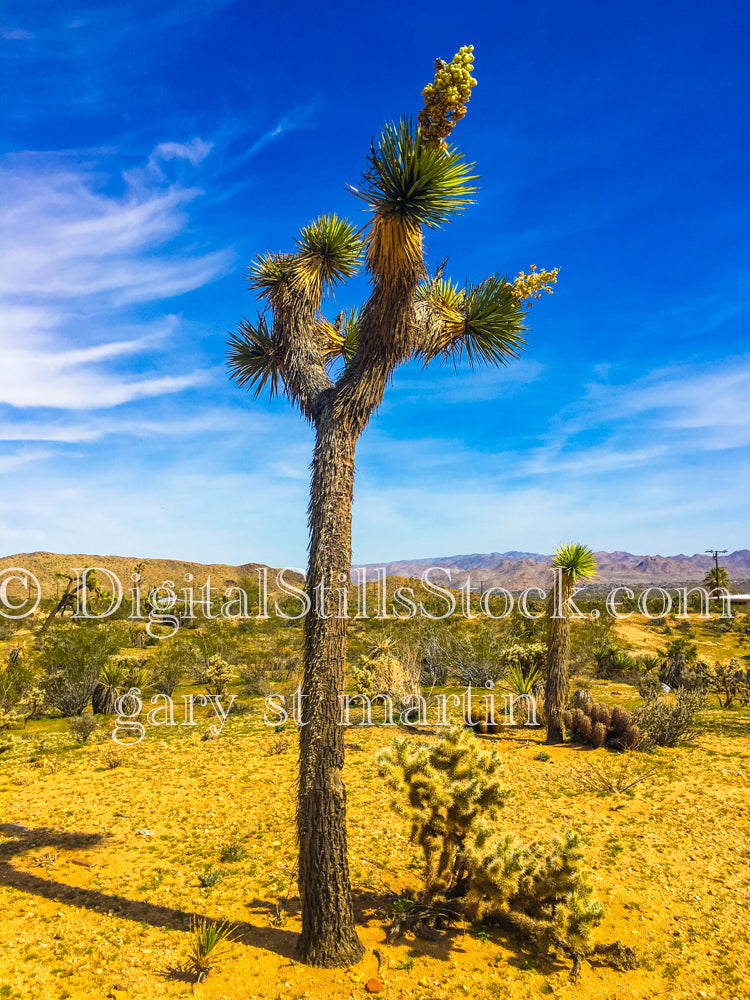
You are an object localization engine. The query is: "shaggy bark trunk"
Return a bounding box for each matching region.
[545,574,572,745]
[296,410,365,967]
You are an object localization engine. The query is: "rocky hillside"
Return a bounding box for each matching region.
[354,549,750,590]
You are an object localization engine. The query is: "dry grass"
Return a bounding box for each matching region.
[0,689,749,999]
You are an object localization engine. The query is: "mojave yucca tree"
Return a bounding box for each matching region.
[228,46,558,967]
[545,543,598,744]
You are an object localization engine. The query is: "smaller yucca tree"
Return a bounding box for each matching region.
[545,543,598,744]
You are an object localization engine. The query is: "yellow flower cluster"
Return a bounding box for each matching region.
[512,265,560,302]
[418,45,477,149]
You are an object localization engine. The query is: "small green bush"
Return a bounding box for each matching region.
[68,715,98,745]
[219,840,248,863]
[633,689,705,747]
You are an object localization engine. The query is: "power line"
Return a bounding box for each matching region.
[705,548,728,586]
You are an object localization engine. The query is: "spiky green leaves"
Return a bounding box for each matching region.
[419,274,527,366]
[334,306,361,363]
[226,316,282,398]
[247,215,362,305]
[352,119,478,230]
[552,543,598,581]
[246,252,295,300]
[461,275,527,365]
[293,214,363,299]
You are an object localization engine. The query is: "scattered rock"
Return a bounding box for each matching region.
[365,979,384,993]
[136,829,154,836]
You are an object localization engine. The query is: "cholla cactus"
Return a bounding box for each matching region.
[379,727,510,900]
[201,655,237,697]
[379,728,613,968]
[466,826,604,956]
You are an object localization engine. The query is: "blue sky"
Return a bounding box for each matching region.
[0,0,748,567]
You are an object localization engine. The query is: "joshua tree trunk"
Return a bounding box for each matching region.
[545,573,572,745]
[296,411,365,966]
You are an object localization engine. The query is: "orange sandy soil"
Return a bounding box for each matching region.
[1,704,749,1000]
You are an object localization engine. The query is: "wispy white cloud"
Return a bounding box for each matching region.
[0,409,253,443]
[146,139,213,175]
[1,27,34,40]
[390,360,545,405]
[0,143,229,411]
[0,448,51,473]
[0,154,231,304]
[231,107,315,166]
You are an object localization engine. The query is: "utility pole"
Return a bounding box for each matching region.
[705,548,727,584]
[705,549,728,606]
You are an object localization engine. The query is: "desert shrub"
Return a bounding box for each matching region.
[0,709,21,732]
[39,624,123,716]
[68,714,98,744]
[563,701,641,751]
[126,622,149,648]
[437,627,546,688]
[349,639,421,710]
[503,660,543,695]
[636,672,664,701]
[706,659,750,707]
[239,652,301,697]
[661,636,698,664]
[149,642,187,696]
[238,662,271,697]
[379,728,635,976]
[198,869,224,888]
[186,917,235,982]
[633,689,705,747]
[92,659,125,715]
[667,659,750,707]
[0,656,34,714]
[187,621,243,670]
[411,623,451,687]
[437,627,507,686]
[660,653,708,692]
[219,840,248,863]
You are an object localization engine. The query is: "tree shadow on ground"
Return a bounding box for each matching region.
[0,823,297,959]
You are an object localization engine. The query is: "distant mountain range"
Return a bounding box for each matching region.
[354,550,750,590]
[2,548,748,600]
